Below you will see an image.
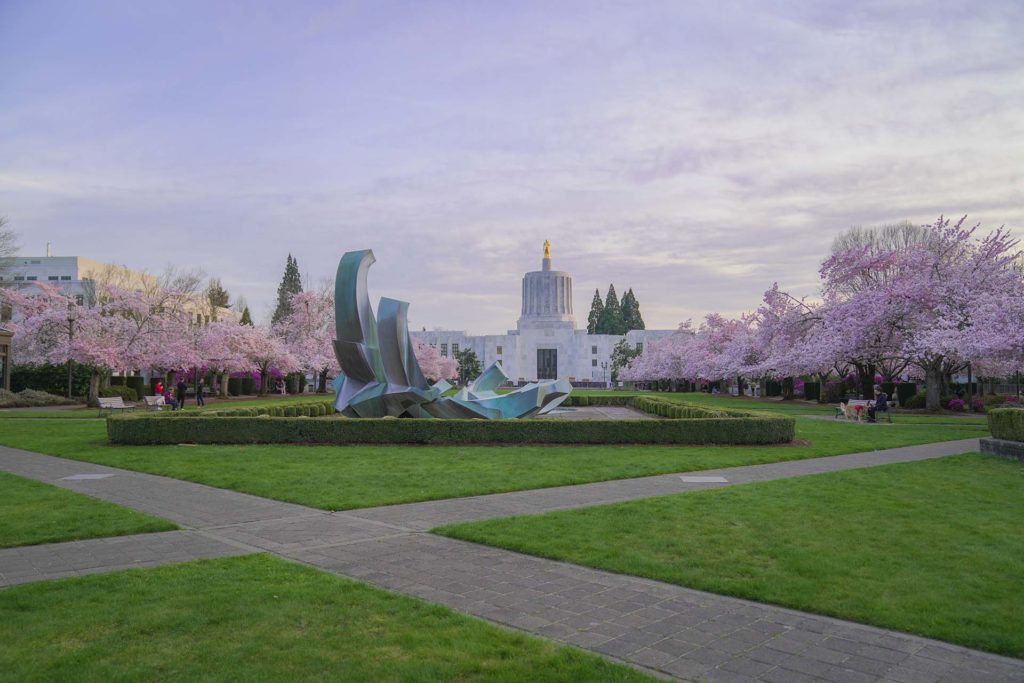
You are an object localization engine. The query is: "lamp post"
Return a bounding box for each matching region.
[66,301,78,399]
[601,361,608,388]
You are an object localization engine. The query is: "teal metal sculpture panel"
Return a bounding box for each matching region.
[333,249,570,418]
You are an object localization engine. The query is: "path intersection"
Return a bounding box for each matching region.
[2,437,1023,683]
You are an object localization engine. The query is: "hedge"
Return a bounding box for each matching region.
[99,385,138,402]
[988,408,1024,442]
[107,412,796,446]
[201,400,334,418]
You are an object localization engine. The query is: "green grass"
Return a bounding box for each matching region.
[438,454,1024,657]
[0,416,986,510]
[0,554,651,682]
[0,471,175,548]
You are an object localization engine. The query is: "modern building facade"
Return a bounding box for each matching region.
[411,244,673,385]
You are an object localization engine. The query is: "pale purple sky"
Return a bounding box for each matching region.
[2,1,1022,332]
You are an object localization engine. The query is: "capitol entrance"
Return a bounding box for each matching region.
[537,349,558,380]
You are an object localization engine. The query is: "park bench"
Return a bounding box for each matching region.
[97,396,136,417]
[836,398,892,422]
[143,395,166,411]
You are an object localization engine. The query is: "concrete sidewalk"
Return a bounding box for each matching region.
[2,438,1021,682]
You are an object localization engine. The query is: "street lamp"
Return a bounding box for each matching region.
[601,361,608,388]
[66,301,78,399]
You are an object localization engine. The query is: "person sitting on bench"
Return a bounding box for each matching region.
[867,387,889,422]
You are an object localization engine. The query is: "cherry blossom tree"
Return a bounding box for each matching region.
[413,340,457,382]
[273,290,338,392]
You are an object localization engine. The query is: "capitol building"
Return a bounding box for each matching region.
[411,244,673,385]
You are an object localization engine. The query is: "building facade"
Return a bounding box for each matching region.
[411,245,672,385]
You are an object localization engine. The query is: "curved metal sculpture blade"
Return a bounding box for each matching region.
[333,250,571,419]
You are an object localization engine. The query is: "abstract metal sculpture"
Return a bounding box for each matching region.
[333,249,571,419]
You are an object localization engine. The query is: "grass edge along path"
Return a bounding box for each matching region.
[0,416,988,510]
[0,470,176,549]
[437,453,1024,658]
[0,554,653,682]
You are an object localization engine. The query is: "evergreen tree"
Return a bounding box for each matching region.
[586,289,604,334]
[596,284,624,334]
[610,338,641,381]
[240,307,253,326]
[206,277,230,310]
[455,348,482,385]
[271,254,303,324]
[620,288,645,331]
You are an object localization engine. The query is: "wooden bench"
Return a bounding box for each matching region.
[143,395,166,411]
[97,396,136,416]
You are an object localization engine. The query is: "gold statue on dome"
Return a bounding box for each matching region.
[543,240,551,259]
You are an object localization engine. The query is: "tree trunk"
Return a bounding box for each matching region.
[817,373,828,403]
[220,372,229,398]
[782,377,795,401]
[259,367,268,395]
[318,369,329,393]
[854,362,876,400]
[925,364,943,411]
[88,370,101,407]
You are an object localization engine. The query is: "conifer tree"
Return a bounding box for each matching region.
[587,289,604,334]
[206,277,230,310]
[271,254,303,325]
[621,289,645,331]
[596,284,624,334]
[239,307,253,326]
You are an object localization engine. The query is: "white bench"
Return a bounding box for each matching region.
[98,396,136,416]
[143,395,166,411]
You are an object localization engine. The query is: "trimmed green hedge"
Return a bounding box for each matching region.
[988,408,1024,442]
[200,401,334,418]
[107,413,795,446]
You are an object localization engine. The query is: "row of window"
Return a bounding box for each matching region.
[436,343,506,358]
[0,275,73,282]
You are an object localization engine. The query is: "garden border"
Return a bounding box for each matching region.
[107,398,795,446]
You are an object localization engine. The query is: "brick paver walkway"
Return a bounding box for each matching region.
[3,438,1022,682]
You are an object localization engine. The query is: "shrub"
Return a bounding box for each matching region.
[904,393,927,409]
[99,385,138,402]
[895,383,918,407]
[971,397,985,413]
[988,408,1024,442]
[107,412,796,446]
[0,389,78,408]
[947,398,966,412]
[228,378,243,397]
[11,363,91,396]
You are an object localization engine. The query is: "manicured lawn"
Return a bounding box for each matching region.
[438,454,1024,657]
[0,554,651,682]
[0,471,175,548]
[0,416,986,510]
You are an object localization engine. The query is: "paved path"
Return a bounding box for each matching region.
[3,439,1022,682]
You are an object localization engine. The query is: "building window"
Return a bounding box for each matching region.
[60,276,71,281]
[440,343,447,357]
[13,276,24,281]
[592,359,598,367]
[452,343,459,355]
[636,342,643,352]
[48,276,59,280]
[496,345,502,355]
[27,276,37,281]
[591,345,597,354]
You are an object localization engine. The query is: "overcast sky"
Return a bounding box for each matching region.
[2,1,1022,332]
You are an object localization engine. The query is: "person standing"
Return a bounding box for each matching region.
[176,377,188,410]
[196,378,206,407]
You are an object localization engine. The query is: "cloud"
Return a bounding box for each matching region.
[1,1,1021,330]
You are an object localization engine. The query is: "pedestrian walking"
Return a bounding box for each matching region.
[196,378,206,407]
